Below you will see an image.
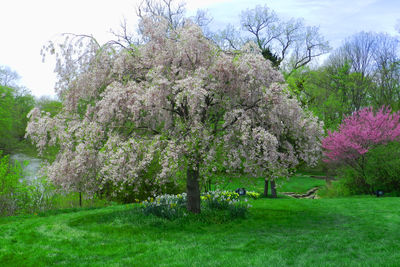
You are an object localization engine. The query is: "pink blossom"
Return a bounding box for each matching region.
[322,106,400,163]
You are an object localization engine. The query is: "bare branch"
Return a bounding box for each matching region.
[0,65,20,87]
[237,5,330,72]
[137,0,186,29]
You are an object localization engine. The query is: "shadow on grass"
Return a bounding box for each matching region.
[66,201,356,240]
[37,206,105,217]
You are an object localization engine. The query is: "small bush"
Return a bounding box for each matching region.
[364,141,400,194]
[0,151,63,216]
[21,176,56,213]
[317,179,352,198]
[0,151,25,216]
[321,142,400,197]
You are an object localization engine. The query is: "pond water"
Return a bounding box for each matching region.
[10,153,42,182]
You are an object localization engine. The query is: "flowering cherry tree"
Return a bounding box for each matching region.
[322,106,400,167]
[26,17,323,213]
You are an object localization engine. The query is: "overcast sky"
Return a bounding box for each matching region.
[1,0,399,97]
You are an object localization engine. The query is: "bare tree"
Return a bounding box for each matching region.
[137,0,186,29]
[288,25,330,72]
[136,0,212,41]
[216,5,330,73]
[0,65,20,87]
[213,24,244,50]
[240,5,280,58]
[191,9,212,28]
[371,33,400,108]
[136,0,211,29]
[326,32,377,111]
[109,19,141,49]
[191,9,213,38]
[342,32,376,76]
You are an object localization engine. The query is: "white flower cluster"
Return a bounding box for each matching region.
[141,193,187,208]
[201,190,252,209]
[27,17,323,200]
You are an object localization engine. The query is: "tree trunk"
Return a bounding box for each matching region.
[270,180,277,198]
[186,166,201,213]
[264,178,269,197]
[79,192,82,207]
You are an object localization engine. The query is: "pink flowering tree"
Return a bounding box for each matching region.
[322,106,400,173]
[26,17,323,213]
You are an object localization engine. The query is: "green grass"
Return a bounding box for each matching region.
[1,196,400,266]
[50,192,110,210]
[278,175,326,193]
[1,176,398,266]
[210,174,326,195]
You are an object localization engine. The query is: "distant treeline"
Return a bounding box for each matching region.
[0,75,61,154]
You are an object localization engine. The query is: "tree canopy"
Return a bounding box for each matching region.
[26,15,323,213]
[0,84,35,153]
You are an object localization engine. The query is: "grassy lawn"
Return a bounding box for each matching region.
[278,175,326,193]
[1,195,400,266]
[211,173,326,195]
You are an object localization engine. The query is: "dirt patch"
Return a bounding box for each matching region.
[281,187,319,199]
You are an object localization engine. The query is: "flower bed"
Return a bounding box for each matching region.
[246,191,261,199]
[141,190,254,220]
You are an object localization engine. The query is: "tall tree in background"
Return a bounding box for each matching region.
[215,5,330,74]
[136,0,212,32]
[0,66,35,152]
[327,32,377,111]
[137,0,186,29]
[0,86,14,152]
[370,33,400,109]
[36,96,63,117]
[12,88,35,142]
[327,32,400,111]
[0,66,20,88]
[0,86,35,152]
[286,65,354,130]
[287,31,400,130]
